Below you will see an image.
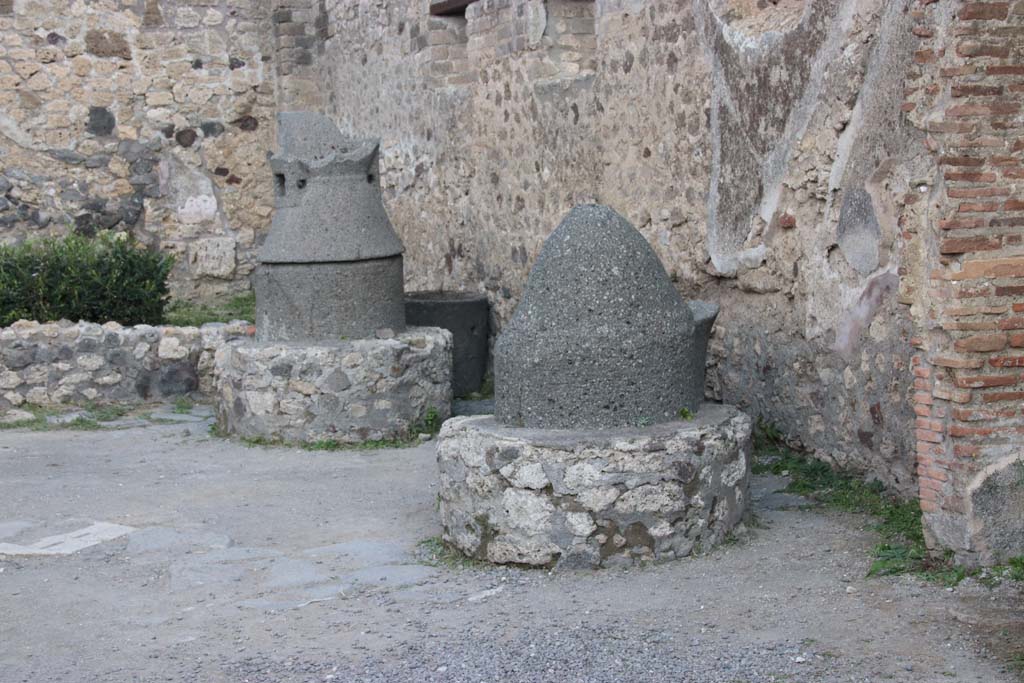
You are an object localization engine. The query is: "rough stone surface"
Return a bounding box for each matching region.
[495,205,701,429]
[2,0,1022,564]
[405,291,490,398]
[964,456,1024,565]
[214,327,452,444]
[254,259,406,343]
[0,319,253,409]
[437,404,752,568]
[0,1,279,301]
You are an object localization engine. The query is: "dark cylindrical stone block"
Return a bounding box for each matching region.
[254,257,406,342]
[405,291,489,397]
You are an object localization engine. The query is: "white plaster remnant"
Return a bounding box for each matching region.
[0,522,135,556]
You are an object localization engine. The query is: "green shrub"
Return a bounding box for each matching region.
[0,233,174,327]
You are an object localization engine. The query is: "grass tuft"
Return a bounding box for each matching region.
[460,373,494,401]
[1,405,104,431]
[754,420,1023,587]
[164,292,255,327]
[416,536,483,569]
[172,397,194,414]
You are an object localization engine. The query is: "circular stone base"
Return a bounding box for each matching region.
[214,327,452,444]
[436,404,752,568]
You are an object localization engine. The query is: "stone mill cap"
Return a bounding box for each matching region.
[258,112,404,264]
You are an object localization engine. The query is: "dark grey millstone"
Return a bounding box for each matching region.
[405,291,489,397]
[258,112,403,264]
[254,112,407,341]
[87,106,116,137]
[253,259,406,342]
[495,204,709,429]
[687,300,720,401]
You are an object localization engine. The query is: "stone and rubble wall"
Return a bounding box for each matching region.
[214,327,453,444]
[0,0,278,300]
[0,319,253,409]
[312,0,922,496]
[902,0,1024,564]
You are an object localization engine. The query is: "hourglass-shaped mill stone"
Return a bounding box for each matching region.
[254,112,406,342]
[495,204,717,429]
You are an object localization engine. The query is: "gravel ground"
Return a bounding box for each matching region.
[0,416,1020,682]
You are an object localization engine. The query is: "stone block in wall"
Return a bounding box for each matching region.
[190,236,237,279]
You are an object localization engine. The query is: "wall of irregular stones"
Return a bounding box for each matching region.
[0,0,277,300]
[0,319,254,409]
[310,0,924,497]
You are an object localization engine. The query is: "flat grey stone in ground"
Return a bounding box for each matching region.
[495,204,709,429]
[0,408,33,424]
[45,410,88,425]
[0,424,1017,682]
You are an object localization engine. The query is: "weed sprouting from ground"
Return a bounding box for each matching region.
[1,405,103,431]
[753,420,1021,587]
[86,403,131,422]
[173,397,194,414]
[417,407,442,436]
[416,536,483,569]
[461,373,494,401]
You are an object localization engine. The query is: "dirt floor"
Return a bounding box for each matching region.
[0,411,1021,682]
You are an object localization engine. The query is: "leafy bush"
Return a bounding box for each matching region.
[0,233,174,327]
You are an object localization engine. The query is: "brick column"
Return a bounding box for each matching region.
[905,0,1024,565]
